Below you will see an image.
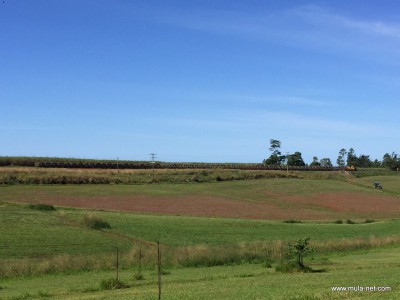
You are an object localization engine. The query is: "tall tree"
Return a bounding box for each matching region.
[320,158,333,168]
[346,148,358,166]
[371,159,382,168]
[287,152,306,166]
[269,139,281,155]
[264,139,285,165]
[337,148,347,167]
[358,155,372,168]
[382,152,400,170]
[310,156,320,166]
[382,153,394,167]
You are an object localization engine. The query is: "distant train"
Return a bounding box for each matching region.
[34,161,356,171]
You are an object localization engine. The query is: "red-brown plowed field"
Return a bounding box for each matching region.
[277,193,400,219]
[10,192,400,220]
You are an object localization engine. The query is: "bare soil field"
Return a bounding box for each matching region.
[4,189,399,220]
[277,192,400,219]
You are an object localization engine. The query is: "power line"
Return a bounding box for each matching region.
[149,153,157,162]
[149,153,157,182]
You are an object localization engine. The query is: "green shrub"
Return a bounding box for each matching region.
[333,219,343,224]
[99,278,128,290]
[346,219,356,224]
[283,220,302,224]
[286,237,314,269]
[28,204,56,211]
[83,214,111,230]
[364,219,375,223]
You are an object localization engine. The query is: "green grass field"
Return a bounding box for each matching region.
[61,209,400,246]
[354,175,400,195]
[2,203,400,253]
[1,247,399,299]
[1,171,400,299]
[2,172,399,202]
[0,205,130,259]
[0,176,381,200]
[0,204,400,299]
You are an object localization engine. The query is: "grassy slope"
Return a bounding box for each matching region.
[2,204,400,257]
[0,204,130,259]
[72,209,400,246]
[0,177,373,199]
[354,176,400,195]
[1,175,400,259]
[2,175,400,222]
[3,173,399,201]
[1,247,399,299]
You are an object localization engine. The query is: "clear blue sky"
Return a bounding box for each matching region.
[1,0,399,163]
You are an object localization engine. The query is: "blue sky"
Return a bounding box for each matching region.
[1,0,399,163]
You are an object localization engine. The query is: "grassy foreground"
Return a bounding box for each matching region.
[1,247,399,299]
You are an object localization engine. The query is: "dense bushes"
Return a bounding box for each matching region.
[99,278,128,290]
[83,214,111,230]
[28,204,56,211]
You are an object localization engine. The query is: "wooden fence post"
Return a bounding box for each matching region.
[116,247,119,281]
[138,247,142,276]
[157,241,161,300]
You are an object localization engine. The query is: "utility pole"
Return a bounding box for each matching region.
[116,247,119,281]
[150,153,157,183]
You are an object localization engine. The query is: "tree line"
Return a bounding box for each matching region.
[263,139,400,170]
